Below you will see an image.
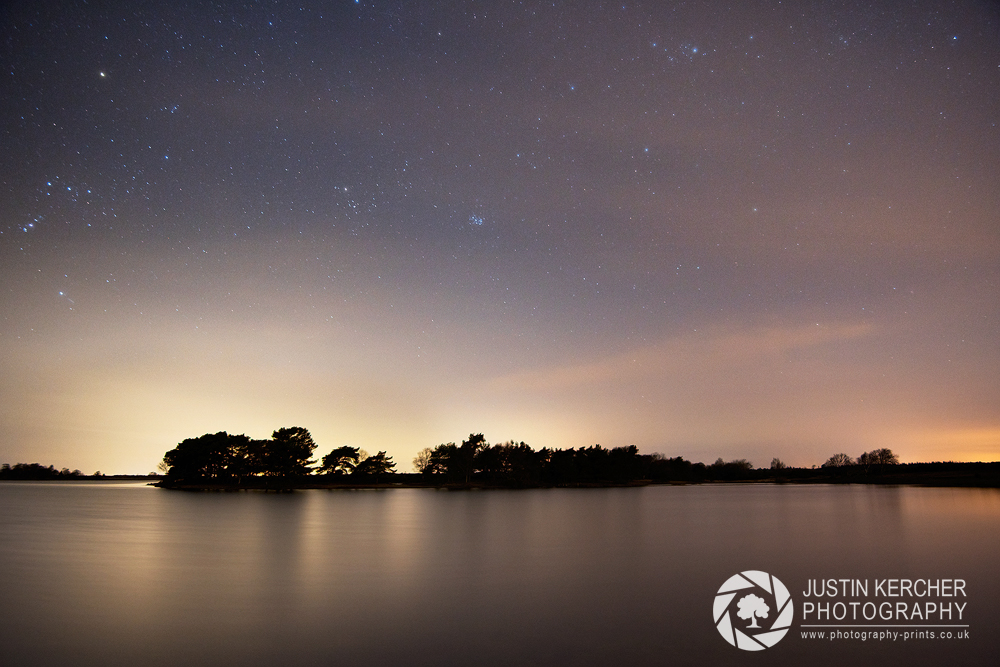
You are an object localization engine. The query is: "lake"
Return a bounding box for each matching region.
[0,482,997,666]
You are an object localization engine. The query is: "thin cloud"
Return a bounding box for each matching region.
[492,321,874,392]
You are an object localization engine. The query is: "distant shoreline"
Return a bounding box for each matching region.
[152,462,1000,491]
[4,462,998,490]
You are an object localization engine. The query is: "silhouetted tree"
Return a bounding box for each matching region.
[413,447,434,475]
[576,445,612,481]
[353,451,396,483]
[823,453,854,467]
[318,445,361,475]
[477,441,544,486]
[426,443,457,477]
[266,427,317,476]
[456,433,487,483]
[770,458,787,470]
[858,448,898,466]
[475,443,503,480]
[545,447,580,483]
[421,437,486,483]
[229,437,268,480]
[608,445,643,482]
[857,448,899,475]
[869,448,899,465]
[161,428,322,483]
[162,432,242,481]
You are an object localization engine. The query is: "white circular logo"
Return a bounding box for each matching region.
[713,570,793,650]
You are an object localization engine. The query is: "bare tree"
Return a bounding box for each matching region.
[413,447,433,474]
[871,448,899,465]
[857,448,899,474]
[823,453,854,467]
[858,448,899,466]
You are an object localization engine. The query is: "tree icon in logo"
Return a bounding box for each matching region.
[713,570,793,651]
[736,593,769,628]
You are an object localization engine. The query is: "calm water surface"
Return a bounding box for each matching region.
[0,482,997,666]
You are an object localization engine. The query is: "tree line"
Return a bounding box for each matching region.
[412,434,654,486]
[159,427,397,485]
[0,463,87,480]
[157,427,908,487]
[410,440,906,485]
[159,429,680,486]
[4,431,905,487]
[821,448,900,468]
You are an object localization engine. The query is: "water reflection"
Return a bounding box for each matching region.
[0,482,997,666]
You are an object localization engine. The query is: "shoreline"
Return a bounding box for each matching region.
[5,463,997,490]
[153,465,1000,491]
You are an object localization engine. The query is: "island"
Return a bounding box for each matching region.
[145,427,1000,491]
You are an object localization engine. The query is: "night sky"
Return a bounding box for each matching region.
[2,0,998,474]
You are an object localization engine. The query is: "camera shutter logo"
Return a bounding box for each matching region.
[713,570,793,651]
